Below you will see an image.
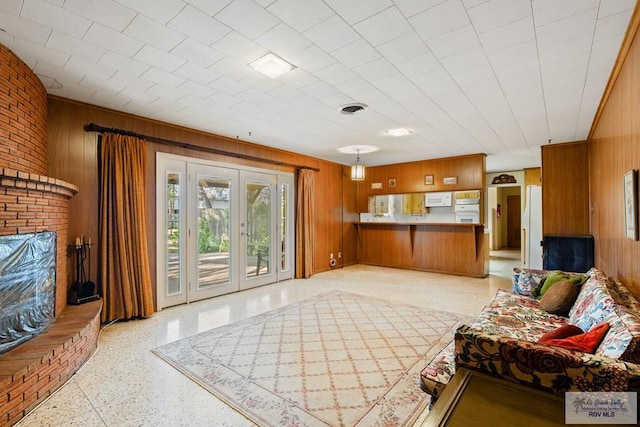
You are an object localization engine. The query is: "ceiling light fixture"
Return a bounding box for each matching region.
[351,149,365,181]
[249,52,294,78]
[386,128,411,136]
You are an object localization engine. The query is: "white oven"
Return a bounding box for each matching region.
[454,203,480,223]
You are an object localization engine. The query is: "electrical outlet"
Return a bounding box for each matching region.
[338,252,342,258]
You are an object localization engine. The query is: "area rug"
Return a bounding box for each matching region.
[152,291,472,426]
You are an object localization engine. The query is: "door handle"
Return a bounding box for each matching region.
[241,232,251,237]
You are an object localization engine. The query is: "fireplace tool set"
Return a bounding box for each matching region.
[69,236,100,305]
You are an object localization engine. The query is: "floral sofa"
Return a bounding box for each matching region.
[420,267,640,399]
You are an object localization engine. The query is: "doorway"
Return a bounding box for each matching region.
[506,195,521,248]
[156,154,294,310]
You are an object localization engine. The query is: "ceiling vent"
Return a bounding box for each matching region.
[338,103,368,115]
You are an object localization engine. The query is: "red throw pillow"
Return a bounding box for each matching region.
[538,324,584,342]
[538,323,610,353]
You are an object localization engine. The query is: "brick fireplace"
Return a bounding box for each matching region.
[1,43,102,425]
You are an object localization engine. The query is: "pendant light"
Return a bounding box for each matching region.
[351,149,365,181]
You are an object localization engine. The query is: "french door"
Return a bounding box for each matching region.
[156,154,293,310]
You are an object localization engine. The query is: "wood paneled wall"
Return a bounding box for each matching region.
[541,142,590,236]
[47,97,349,308]
[588,2,640,298]
[356,154,486,212]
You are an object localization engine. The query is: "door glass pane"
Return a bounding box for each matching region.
[280,183,289,272]
[197,176,231,288]
[246,182,271,278]
[166,172,181,296]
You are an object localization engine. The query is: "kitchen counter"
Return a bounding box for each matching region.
[355,222,489,277]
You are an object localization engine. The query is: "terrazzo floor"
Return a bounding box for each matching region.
[16,253,521,427]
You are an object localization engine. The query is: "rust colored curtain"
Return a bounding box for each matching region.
[295,169,315,278]
[99,133,154,322]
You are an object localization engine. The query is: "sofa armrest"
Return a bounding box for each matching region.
[454,325,631,396]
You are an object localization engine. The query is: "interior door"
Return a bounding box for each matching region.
[507,195,522,248]
[188,163,239,301]
[240,171,276,290]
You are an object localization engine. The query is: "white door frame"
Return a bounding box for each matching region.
[156,153,294,310]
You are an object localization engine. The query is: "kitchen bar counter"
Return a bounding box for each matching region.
[355,222,489,277]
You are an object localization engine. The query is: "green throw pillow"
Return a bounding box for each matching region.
[533,271,586,299]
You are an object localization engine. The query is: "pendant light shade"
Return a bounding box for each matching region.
[351,149,365,181]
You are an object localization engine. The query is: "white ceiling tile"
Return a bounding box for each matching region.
[494,58,539,82]
[267,0,334,33]
[594,9,633,41]
[114,0,186,25]
[409,0,470,41]
[236,88,273,104]
[334,76,377,99]
[278,68,319,88]
[478,16,534,53]
[486,39,536,69]
[98,51,149,77]
[63,0,135,32]
[83,23,144,57]
[145,83,187,101]
[353,57,397,81]
[124,14,185,51]
[299,80,340,100]
[209,76,249,95]
[412,68,460,98]
[46,31,105,62]
[108,70,155,92]
[322,0,392,25]
[303,15,361,52]
[21,0,91,38]
[377,32,429,63]
[11,37,70,68]
[183,0,232,16]
[167,6,231,46]
[64,55,116,81]
[256,23,313,58]
[215,0,280,39]
[207,91,242,107]
[134,45,186,72]
[536,8,598,48]
[372,73,420,102]
[331,39,381,68]
[598,0,635,19]
[532,0,599,27]
[0,10,51,44]
[170,39,225,68]
[0,0,22,14]
[141,67,186,88]
[313,62,357,85]
[240,73,284,92]
[267,85,304,101]
[395,52,441,77]
[466,0,531,34]
[33,60,83,86]
[538,34,591,65]
[427,24,480,59]
[462,0,488,9]
[176,81,216,99]
[394,0,446,18]
[174,62,219,85]
[288,45,336,72]
[354,7,413,46]
[214,31,267,62]
[208,56,253,80]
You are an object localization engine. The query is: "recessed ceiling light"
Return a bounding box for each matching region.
[386,128,411,137]
[249,53,294,78]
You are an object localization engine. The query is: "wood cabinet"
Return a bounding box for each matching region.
[355,223,488,277]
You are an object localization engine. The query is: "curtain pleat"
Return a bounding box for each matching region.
[295,169,314,278]
[99,133,154,322]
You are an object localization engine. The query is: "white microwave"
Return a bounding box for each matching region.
[425,192,452,207]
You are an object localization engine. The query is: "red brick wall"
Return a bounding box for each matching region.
[0,44,48,175]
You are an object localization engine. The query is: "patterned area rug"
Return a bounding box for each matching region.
[152,291,471,426]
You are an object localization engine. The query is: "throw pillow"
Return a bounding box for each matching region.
[538,324,584,342]
[538,322,610,353]
[540,279,581,315]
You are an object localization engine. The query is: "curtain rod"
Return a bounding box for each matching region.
[83,123,320,172]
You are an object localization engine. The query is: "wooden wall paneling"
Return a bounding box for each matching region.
[47,97,347,308]
[588,3,640,298]
[541,142,590,236]
[341,165,359,267]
